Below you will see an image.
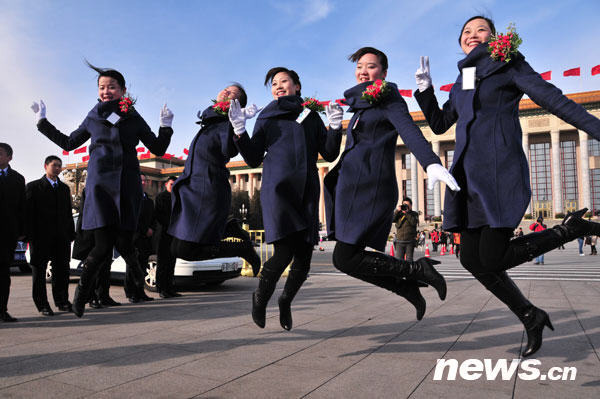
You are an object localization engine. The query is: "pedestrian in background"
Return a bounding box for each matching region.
[529,216,547,264]
[155,176,180,298]
[392,197,419,261]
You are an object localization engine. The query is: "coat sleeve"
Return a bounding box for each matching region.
[136,116,173,156]
[414,86,458,135]
[221,125,239,159]
[37,118,91,151]
[311,112,342,162]
[384,94,442,169]
[233,121,267,168]
[511,59,600,141]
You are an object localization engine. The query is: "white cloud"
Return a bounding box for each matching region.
[271,0,334,27]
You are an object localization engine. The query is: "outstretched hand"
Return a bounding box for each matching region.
[415,56,432,93]
[30,100,46,122]
[228,99,248,136]
[242,103,262,119]
[426,163,460,191]
[325,103,343,130]
[160,104,174,128]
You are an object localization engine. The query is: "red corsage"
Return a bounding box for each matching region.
[119,94,136,113]
[488,23,522,63]
[212,99,231,116]
[301,97,325,113]
[361,79,391,104]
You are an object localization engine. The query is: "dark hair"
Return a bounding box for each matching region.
[229,82,248,107]
[537,216,544,223]
[459,16,496,44]
[85,60,126,89]
[402,197,412,205]
[0,142,13,157]
[348,47,389,72]
[264,67,302,96]
[165,176,177,183]
[44,155,62,166]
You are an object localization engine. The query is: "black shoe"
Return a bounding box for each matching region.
[57,303,73,312]
[40,306,55,316]
[0,311,17,322]
[98,297,121,307]
[88,299,103,309]
[520,306,554,357]
[159,291,174,298]
[128,296,141,303]
[167,291,182,297]
[140,293,154,302]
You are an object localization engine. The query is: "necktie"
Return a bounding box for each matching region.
[0,170,5,177]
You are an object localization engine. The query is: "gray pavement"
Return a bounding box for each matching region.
[1,240,599,398]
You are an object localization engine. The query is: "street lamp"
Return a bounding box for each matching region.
[239,203,248,223]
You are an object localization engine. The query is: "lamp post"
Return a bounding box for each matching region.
[239,203,248,223]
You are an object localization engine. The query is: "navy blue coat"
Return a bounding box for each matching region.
[235,95,342,244]
[168,107,238,244]
[37,99,172,232]
[325,81,441,251]
[415,43,600,231]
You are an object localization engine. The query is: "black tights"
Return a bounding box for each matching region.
[260,231,313,281]
[332,241,367,274]
[460,226,532,314]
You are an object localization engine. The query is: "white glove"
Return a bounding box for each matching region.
[242,103,262,120]
[325,103,343,130]
[426,163,460,191]
[159,104,174,127]
[415,56,432,93]
[228,99,247,136]
[30,100,46,122]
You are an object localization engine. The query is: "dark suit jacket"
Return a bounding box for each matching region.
[25,176,75,247]
[0,166,26,244]
[136,193,155,238]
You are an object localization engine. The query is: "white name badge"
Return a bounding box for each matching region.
[296,108,311,124]
[107,112,120,125]
[462,67,476,90]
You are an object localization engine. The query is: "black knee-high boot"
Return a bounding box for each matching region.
[223,218,251,242]
[502,208,600,269]
[73,256,103,317]
[252,267,279,328]
[278,268,309,331]
[350,273,427,320]
[352,251,446,300]
[469,271,553,357]
[121,251,153,301]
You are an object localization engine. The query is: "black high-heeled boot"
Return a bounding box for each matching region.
[121,251,153,302]
[72,257,102,317]
[278,269,309,331]
[518,306,554,357]
[252,269,278,328]
[353,251,446,300]
[223,217,251,242]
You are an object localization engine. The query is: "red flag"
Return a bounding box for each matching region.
[73,146,87,154]
[82,155,90,162]
[164,154,173,160]
[318,100,330,106]
[183,148,189,155]
[62,150,69,156]
[140,153,151,160]
[136,147,145,153]
[563,67,580,77]
[335,99,346,107]
[540,71,552,80]
[398,89,412,97]
[178,156,184,160]
[592,65,600,76]
[439,84,454,92]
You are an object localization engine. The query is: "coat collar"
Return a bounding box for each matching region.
[457,42,521,79]
[257,95,303,120]
[196,105,228,125]
[343,81,400,112]
[87,99,138,122]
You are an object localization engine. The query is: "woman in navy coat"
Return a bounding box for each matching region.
[168,84,260,273]
[31,64,173,317]
[414,16,600,357]
[324,47,459,321]
[228,67,344,330]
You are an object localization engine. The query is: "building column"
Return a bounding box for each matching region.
[318,167,327,229]
[248,173,255,197]
[550,130,562,215]
[522,132,531,215]
[431,141,442,217]
[579,130,591,210]
[410,154,419,214]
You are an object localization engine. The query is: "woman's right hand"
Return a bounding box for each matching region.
[228,99,249,136]
[325,103,343,130]
[415,56,432,93]
[30,100,46,122]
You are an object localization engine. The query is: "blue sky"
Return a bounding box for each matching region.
[2,0,600,181]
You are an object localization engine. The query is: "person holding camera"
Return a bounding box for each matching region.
[392,198,419,261]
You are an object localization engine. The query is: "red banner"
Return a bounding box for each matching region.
[439,84,454,92]
[73,146,87,154]
[136,147,145,153]
[82,155,90,162]
[163,154,173,160]
[140,153,151,160]
[540,71,552,80]
[592,65,600,76]
[563,67,580,77]
[183,148,189,155]
[62,150,69,156]
[399,89,412,97]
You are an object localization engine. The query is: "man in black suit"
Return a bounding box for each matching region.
[0,143,25,322]
[125,174,154,302]
[155,176,181,298]
[26,155,75,315]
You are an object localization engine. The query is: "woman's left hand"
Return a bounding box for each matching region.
[242,104,262,119]
[160,104,174,127]
[426,163,460,191]
[325,103,343,129]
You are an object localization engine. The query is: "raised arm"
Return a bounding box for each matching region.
[137,106,173,156]
[32,100,91,150]
[317,103,343,162]
[233,121,267,168]
[511,59,600,141]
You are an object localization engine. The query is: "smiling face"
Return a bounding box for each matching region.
[460,18,493,55]
[354,53,387,84]
[98,76,126,102]
[270,72,300,99]
[216,85,242,103]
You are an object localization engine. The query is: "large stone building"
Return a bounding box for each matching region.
[64,90,600,226]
